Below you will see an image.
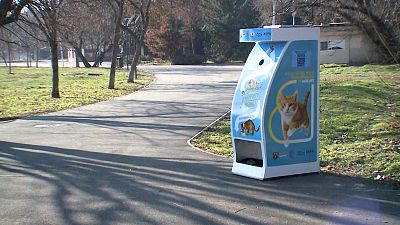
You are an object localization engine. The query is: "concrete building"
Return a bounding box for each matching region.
[319,24,382,64]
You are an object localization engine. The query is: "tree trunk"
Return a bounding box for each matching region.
[75,49,80,67]
[29,50,32,67]
[26,50,29,68]
[36,45,39,68]
[7,42,11,74]
[75,47,92,67]
[191,38,195,55]
[93,44,112,67]
[49,40,60,98]
[127,64,136,83]
[1,51,7,66]
[126,40,130,70]
[127,38,141,83]
[109,0,124,89]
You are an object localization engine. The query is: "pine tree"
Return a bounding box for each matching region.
[204,0,261,63]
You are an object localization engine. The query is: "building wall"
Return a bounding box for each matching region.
[319,26,382,65]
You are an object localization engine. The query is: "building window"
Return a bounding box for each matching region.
[321,40,345,51]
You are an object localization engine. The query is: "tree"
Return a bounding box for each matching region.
[145,0,206,64]
[22,0,65,98]
[107,0,125,89]
[1,17,47,71]
[253,0,306,25]
[0,28,14,73]
[145,2,189,61]
[203,0,261,63]
[0,0,29,26]
[59,1,114,68]
[122,0,152,83]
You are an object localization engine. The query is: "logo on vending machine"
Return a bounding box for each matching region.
[272,152,280,160]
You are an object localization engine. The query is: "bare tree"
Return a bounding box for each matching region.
[311,0,400,64]
[107,0,125,89]
[253,0,295,25]
[254,0,400,64]
[20,0,65,98]
[0,21,43,72]
[0,29,14,73]
[59,1,114,68]
[122,0,152,83]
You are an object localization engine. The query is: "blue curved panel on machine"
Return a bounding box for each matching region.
[231,42,286,142]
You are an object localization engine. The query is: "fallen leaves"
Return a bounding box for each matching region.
[389,121,399,130]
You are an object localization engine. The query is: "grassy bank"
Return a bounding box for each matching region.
[192,64,400,183]
[0,67,153,119]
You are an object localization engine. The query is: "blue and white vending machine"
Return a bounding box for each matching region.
[231,26,320,179]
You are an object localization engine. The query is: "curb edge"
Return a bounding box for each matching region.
[186,110,231,159]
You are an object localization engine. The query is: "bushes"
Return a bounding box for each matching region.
[171,54,206,65]
[211,55,229,64]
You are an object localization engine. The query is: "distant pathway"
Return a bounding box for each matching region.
[0,65,399,225]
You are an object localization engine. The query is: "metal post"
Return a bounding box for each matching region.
[272,0,276,25]
[292,0,296,25]
[292,11,296,25]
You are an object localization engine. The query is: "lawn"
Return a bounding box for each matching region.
[192,64,400,184]
[0,67,153,119]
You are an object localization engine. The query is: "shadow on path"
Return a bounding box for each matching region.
[1,141,399,224]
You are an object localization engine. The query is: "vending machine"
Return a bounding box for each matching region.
[231,26,320,179]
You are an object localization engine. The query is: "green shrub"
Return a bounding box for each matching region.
[171,54,206,65]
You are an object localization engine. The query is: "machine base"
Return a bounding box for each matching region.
[232,161,319,180]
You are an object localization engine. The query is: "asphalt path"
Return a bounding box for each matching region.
[0,65,399,225]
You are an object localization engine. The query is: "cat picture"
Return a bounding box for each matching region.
[241,119,260,135]
[278,90,310,147]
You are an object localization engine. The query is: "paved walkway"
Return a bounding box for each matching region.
[0,65,399,225]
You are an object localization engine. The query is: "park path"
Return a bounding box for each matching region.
[0,65,399,225]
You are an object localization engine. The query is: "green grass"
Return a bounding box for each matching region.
[0,67,153,119]
[194,119,233,157]
[319,79,399,181]
[321,64,400,79]
[192,64,400,183]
